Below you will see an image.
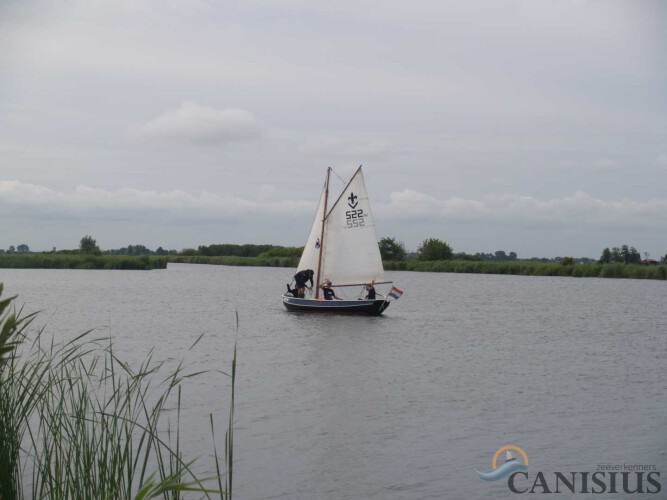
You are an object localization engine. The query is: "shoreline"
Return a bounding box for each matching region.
[1,254,665,280]
[0,254,167,270]
[170,256,667,281]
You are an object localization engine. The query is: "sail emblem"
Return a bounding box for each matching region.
[347,192,358,208]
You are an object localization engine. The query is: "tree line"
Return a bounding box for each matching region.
[1,244,31,254]
[598,245,642,264]
[5,235,667,265]
[377,237,667,265]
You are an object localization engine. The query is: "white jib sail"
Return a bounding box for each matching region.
[322,168,385,285]
[297,182,327,273]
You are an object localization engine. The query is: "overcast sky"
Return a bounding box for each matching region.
[1,0,665,258]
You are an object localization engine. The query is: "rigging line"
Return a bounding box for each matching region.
[330,167,349,186]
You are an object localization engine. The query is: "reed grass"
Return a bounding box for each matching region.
[170,255,666,280]
[0,254,167,270]
[169,255,298,268]
[383,260,667,280]
[0,284,234,499]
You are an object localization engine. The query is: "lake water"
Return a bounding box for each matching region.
[1,264,665,499]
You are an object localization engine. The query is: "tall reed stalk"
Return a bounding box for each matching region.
[0,283,235,499]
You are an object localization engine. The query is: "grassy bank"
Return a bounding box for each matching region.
[0,254,167,270]
[169,255,299,268]
[4,252,664,281]
[383,260,667,280]
[169,255,667,281]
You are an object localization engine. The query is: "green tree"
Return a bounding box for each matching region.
[610,247,622,263]
[599,247,612,264]
[494,250,508,261]
[259,246,303,258]
[378,237,407,261]
[80,235,101,255]
[16,244,30,253]
[417,238,453,261]
[7,246,15,253]
[126,244,150,255]
[561,256,575,266]
[621,244,630,264]
[662,254,667,264]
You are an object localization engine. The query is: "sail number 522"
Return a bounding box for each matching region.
[345,209,365,228]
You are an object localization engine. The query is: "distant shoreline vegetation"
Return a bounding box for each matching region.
[0,253,168,270]
[383,259,667,280]
[169,255,298,267]
[169,255,667,280]
[2,237,665,280]
[169,241,667,281]
[0,235,167,269]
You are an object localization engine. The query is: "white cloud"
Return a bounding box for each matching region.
[594,159,621,171]
[258,184,277,202]
[544,159,621,173]
[299,135,390,158]
[658,154,667,168]
[344,140,391,158]
[0,143,95,160]
[378,190,667,225]
[298,135,342,155]
[128,102,262,145]
[0,181,309,219]
[2,181,666,229]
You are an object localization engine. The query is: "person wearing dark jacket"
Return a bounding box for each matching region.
[321,279,342,300]
[294,269,314,290]
[286,269,314,298]
[365,283,376,300]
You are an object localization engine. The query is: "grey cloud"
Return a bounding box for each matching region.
[2,0,665,256]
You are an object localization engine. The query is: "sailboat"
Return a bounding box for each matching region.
[282,166,400,315]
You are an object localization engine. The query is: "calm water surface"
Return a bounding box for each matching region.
[1,264,665,499]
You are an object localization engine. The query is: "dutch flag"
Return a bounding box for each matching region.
[388,286,404,300]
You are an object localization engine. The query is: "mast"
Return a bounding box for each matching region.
[315,167,331,299]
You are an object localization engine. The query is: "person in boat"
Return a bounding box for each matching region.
[364,282,376,300]
[294,269,314,292]
[321,279,342,300]
[285,284,303,298]
[287,269,314,298]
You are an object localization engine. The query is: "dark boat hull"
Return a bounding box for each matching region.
[282,296,390,316]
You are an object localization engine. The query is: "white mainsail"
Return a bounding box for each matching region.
[321,168,385,285]
[297,182,326,273]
